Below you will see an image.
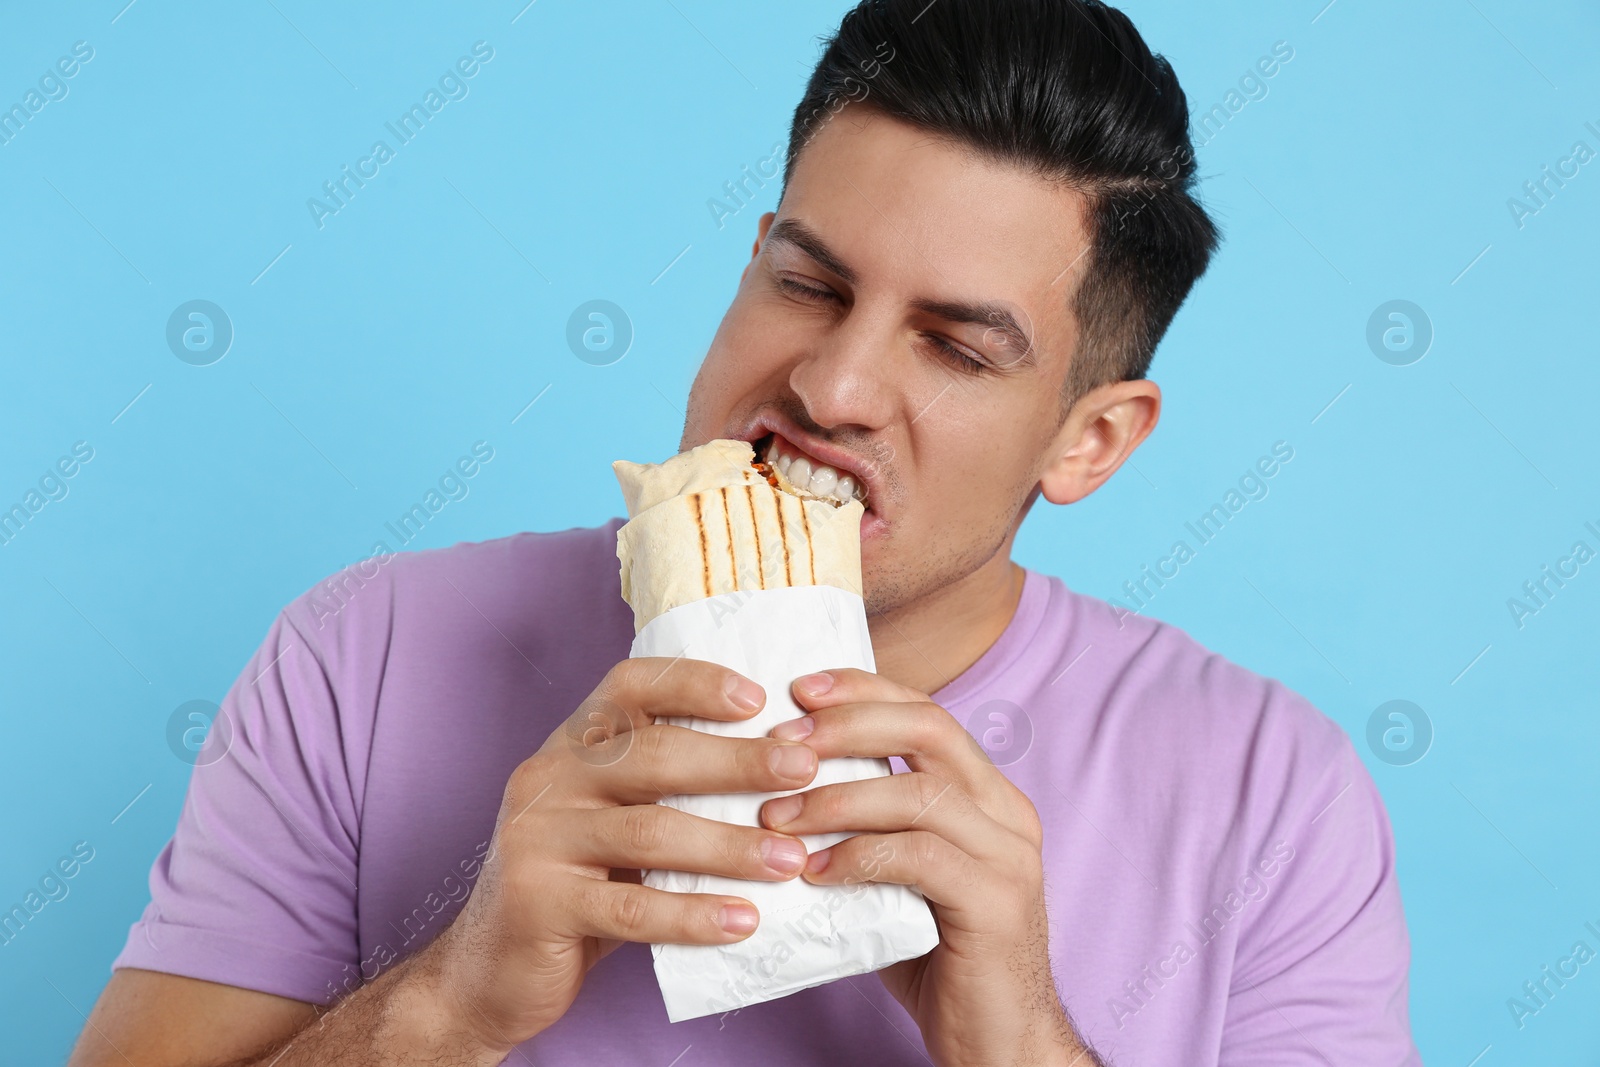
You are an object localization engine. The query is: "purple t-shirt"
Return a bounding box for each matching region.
[114,520,1418,1065]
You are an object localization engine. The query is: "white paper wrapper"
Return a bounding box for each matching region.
[631,583,941,1022]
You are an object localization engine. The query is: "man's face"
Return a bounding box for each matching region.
[681,106,1093,615]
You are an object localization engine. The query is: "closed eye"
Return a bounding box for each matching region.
[774,276,990,375]
[920,333,989,375]
[775,275,838,304]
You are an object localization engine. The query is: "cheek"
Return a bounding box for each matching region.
[704,304,786,387]
[685,301,792,431]
[711,285,841,383]
[913,408,1041,519]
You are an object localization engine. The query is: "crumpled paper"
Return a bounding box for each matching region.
[631,583,941,1022]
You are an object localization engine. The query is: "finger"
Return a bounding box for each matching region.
[768,699,1033,828]
[574,805,809,881]
[557,659,768,765]
[559,877,761,945]
[596,657,768,728]
[801,829,989,910]
[789,667,926,710]
[759,772,1013,861]
[582,723,818,802]
[769,698,1001,797]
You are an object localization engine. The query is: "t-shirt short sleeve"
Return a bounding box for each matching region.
[1218,726,1421,1066]
[112,605,362,1005]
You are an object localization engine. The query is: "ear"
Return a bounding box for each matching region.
[738,212,778,285]
[1038,379,1161,505]
[752,212,776,260]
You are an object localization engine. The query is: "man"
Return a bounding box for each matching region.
[72,1,1420,1064]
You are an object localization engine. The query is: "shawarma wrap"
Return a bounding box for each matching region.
[614,438,864,630]
[609,437,939,1023]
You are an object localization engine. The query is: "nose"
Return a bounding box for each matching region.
[787,304,899,433]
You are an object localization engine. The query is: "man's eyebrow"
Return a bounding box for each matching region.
[765,216,1036,366]
[764,217,858,285]
[907,296,1036,366]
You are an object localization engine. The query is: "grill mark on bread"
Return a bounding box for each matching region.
[776,488,792,586]
[743,484,765,589]
[719,487,736,590]
[691,493,711,597]
[799,504,816,584]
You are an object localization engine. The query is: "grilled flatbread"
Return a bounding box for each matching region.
[614,439,865,632]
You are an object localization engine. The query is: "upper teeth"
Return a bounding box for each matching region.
[764,438,865,506]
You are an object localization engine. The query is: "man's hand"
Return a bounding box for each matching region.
[68,658,822,1067]
[761,668,1101,1067]
[416,656,821,1057]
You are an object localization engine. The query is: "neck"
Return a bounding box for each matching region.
[866,543,1027,697]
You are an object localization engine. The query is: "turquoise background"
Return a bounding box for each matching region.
[2,0,1597,1061]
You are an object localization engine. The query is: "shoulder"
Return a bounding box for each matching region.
[1042,576,1358,827]
[257,520,631,716]
[278,518,627,642]
[1027,577,1411,1043]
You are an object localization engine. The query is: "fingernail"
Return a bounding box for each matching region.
[805,848,832,875]
[796,672,833,696]
[763,794,803,826]
[724,675,765,712]
[719,904,759,934]
[768,744,815,781]
[771,715,814,741]
[760,837,807,875]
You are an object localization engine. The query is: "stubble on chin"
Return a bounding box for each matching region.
[861,520,1006,619]
[862,467,1037,618]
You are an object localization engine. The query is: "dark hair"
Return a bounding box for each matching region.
[782,0,1219,413]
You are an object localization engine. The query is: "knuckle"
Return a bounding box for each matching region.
[909,829,943,870]
[577,882,648,935]
[949,785,980,819]
[956,858,984,892]
[635,723,679,767]
[601,658,646,701]
[609,889,651,933]
[508,752,546,790]
[501,855,547,909]
[907,771,944,813]
[846,839,884,881]
[850,838,892,882]
[813,784,849,822]
[1017,802,1044,846]
[911,702,949,743]
[1009,846,1043,887]
[616,805,669,855]
[505,755,555,809]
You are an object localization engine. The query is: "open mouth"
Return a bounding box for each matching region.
[750,432,868,509]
